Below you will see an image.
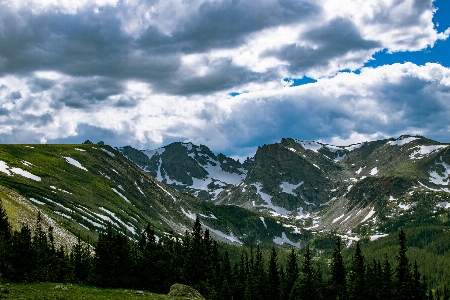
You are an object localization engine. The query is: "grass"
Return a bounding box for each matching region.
[0,282,184,300]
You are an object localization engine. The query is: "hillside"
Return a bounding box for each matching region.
[0,144,300,248]
[121,135,450,242]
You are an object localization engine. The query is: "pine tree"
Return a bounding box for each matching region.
[32,212,50,281]
[330,237,346,300]
[94,224,131,287]
[70,234,92,283]
[395,230,413,300]
[234,252,247,300]
[380,254,393,300]
[10,224,34,281]
[412,261,426,300]
[348,242,365,300]
[282,248,299,300]
[267,247,280,300]
[0,199,12,278]
[290,244,320,300]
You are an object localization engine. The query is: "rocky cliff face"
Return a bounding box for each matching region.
[119,142,252,200]
[121,135,450,237]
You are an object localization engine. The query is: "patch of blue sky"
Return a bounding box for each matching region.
[229,91,249,97]
[364,0,450,68]
[283,77,317,87]
[338,69,361,75]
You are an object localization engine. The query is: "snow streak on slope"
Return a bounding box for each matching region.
[387,136,419,146]
[410,145,448,159]
[297,141,322,153]
[273,232,300,247]
[252,182,292,216]
[63,157,88,171]
[111,188,131,203]
[429,161,450,185]
[0,160,41,181]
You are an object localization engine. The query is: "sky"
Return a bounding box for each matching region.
[0,0,449,160]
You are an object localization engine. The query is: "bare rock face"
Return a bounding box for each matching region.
[168,283,205,300]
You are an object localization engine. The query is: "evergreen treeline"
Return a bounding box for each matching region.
[0,199,444,299]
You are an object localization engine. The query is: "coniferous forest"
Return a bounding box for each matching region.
[0,199,446,300]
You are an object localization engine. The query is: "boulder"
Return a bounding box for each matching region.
[168,284,205,300]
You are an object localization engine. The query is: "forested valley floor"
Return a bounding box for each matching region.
[0,199,448,300]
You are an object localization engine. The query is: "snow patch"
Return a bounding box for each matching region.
[155,182,177,202]
[344,143,364,151]
[437,202,450,209]
[356,167,364,174]
[99,207,136,235]
[63,157,88,171]
[135,182,145,196]
[370,234,389,241]
[100,148,115,157]
[75,148,85,152]
[10,167,41,181]
[180,207,196,220]
[297,141,322,153]
[370,167,378,175]
[21,160,33,167]
[410,145,448,159]
[279,181,303,195]
[0,161,10,175]
[273,232,300,247]
[252,182,292,216]
[388,137,419,146]
[202,224,242,245]
[429,161,450,185]
[142,147,165,159]
[43,197,74,212]
[260,216,267,228]
[29,197,45,205]
[334,153,346,161]
[332,214,345,224]
[111,188,131,203]
[361,207,376,223]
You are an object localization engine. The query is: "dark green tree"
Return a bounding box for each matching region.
[0,199,12,278]
[267,246,280,300]
[10,224,34,281]
[348,242,365,300]
[70,234,92,283]
[94,224,131,287]
[282,248,299,300]
[290,244,321,300]
[329,237,346,300]
[395,230,412,300]
[380,254,393,300]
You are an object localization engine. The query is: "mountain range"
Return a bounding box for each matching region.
[1,135,449,249]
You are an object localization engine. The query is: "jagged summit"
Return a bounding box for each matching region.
[121,135,450,227]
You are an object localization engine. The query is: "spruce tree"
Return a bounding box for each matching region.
[282,248,299,300]
[94,224,131,287]
[267,247,280,300]
[395,230,413,300]
[290,244,320,300]
[348,242,365,300]
[10,224,34,281]
[412,261,426,300]
[380,254,393,300]
[0,199,11,278]
[32,212,50,281]
[70,234,92,283]
[330,237,346,300]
